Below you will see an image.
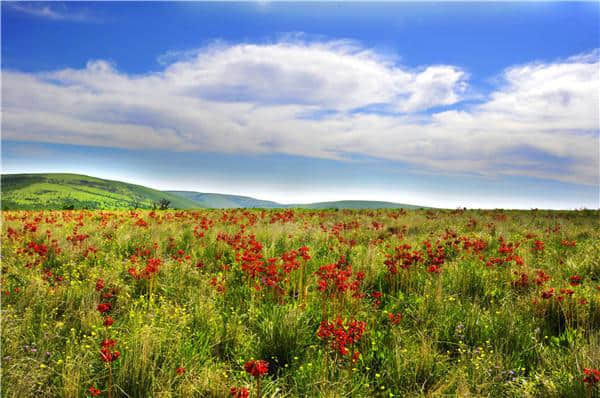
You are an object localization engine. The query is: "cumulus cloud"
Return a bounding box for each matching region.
[2,40,598,185]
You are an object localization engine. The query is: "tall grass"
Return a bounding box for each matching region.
[1,209,599,397]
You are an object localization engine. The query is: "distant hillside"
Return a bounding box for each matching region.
[1,173,422,210]
[167,191,282,209]
[167,192,421,209]
[291,200,421,209]
[1,174,200,210]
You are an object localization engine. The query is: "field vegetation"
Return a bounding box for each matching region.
[1,208,599,397]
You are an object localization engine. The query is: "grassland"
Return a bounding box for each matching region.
[1,208,599,397]
[1,174,200,210]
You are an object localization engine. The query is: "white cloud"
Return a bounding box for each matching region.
[2,40,598,185]
[7,2,95,22]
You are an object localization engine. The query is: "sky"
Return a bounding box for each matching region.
[1,1,599,209]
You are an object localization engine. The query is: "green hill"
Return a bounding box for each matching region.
[1,173,200,210]
[167,192,421,209]
[1,173,423,210]
[166,191,282,209]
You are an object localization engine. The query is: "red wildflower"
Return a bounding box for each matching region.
[143,258,162,277]
[176,366,186,375]
[101,338,116,348]
[128,267,138,279]
[583,368,600,386]
[95,279,105,292]
[230,386,250,398]
[569,275,583,286]
[315,256,364,299]
[541,288,554,299]
[100,348,120,362]
[103,316,114,327]
[512,272,530,288]
[427,264,442,274]
[97,303,111,313]
[388,312,403,325]
[244,360,269,378]
[317,317,366,357]
[535,270,551,286]
[88,386,101,396]
[370,291,383,306]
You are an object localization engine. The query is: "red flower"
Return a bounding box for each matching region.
[100,348,120,362]
[370,291,383,306]
[541,288,554,299]
[244,359,269,378]
[569,275,583,286]
[88,386,101,396]
[427,265,442,274]
[388,312,403,325]
[535,270,551,286]
[143,258,162,278]
[97,303,111,313]
[128,267,138,279]
[317,317,366,358]
[583,368,600,386]
[101,338,116,348]
[103,316,114,327]
[230,386,250,398]
[99,339,120,362]
[532,240,545,252]
[95,279,105,292]
[176,366,186,375]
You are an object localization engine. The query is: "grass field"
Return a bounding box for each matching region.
[1,208,599,397]
[0,174,200,210]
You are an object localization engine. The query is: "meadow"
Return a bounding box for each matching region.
[1,208,599,397]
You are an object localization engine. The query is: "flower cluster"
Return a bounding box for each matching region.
[317,317,366,357]
[100,338,121,362]
[244,359,269,378]
[128,257,162,279]
[230,386,250,398]
[315,256,364,299]
[388,312,403,325]
[384,243,423,274]
[583,368,600,386]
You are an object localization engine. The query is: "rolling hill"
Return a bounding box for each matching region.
[1,173,422,210]
[1,174,200,210]
[167,191,282,209]
[167,192,421,209]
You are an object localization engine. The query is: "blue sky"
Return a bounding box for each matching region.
[2,2,599,208]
